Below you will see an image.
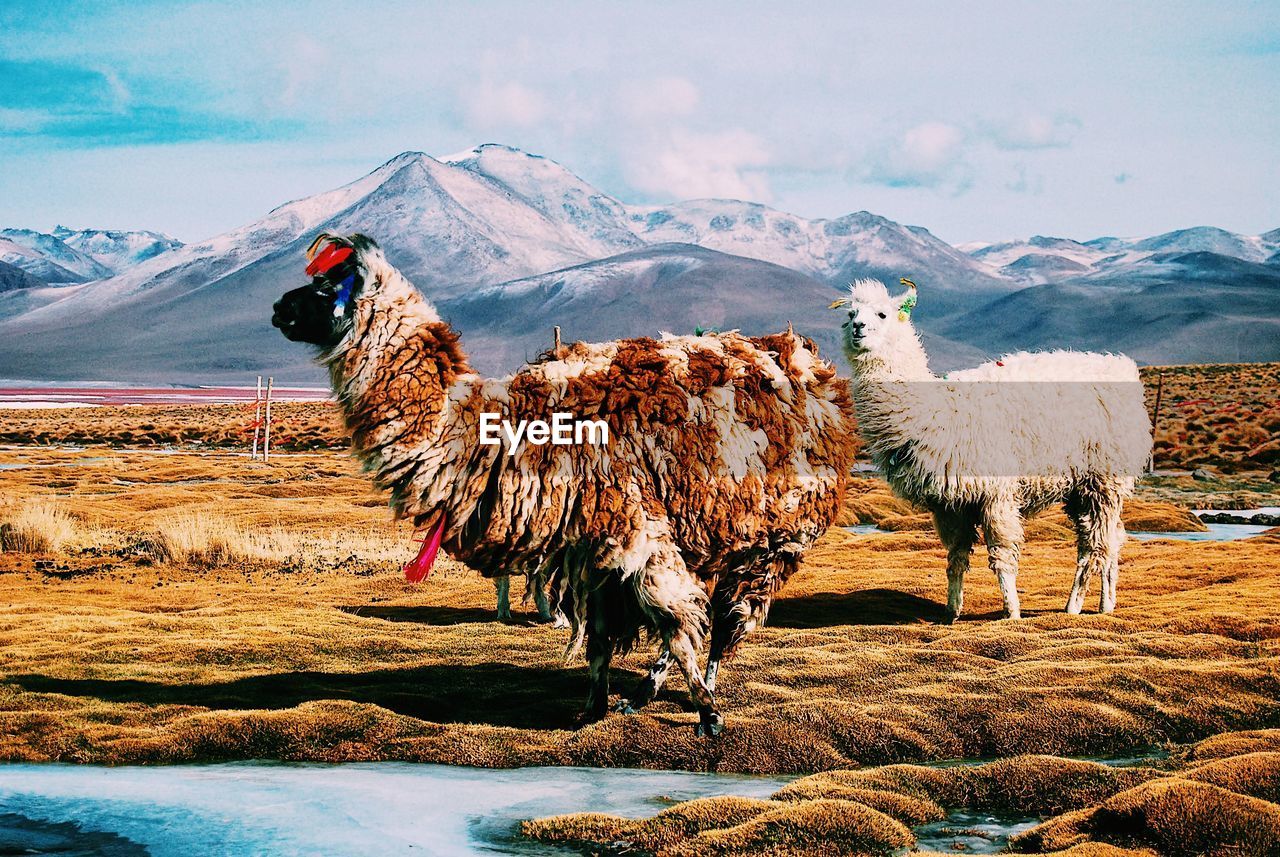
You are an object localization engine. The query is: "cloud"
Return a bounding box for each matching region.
[624,128,772,201]
[463,79,548,128]
[864,121,971,191]
[985,114,1081,150]
[1114,172,1132,184]
[1005,164,1044,194]
[617,76,700,119]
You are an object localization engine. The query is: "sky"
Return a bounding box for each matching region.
[0,0,1276,244]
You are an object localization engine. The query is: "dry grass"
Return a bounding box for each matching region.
[527,734,1280,856]
[0,445,1276,776]
[0,499,81,553]
[0,401,348,451]
[1,362,1276,476]
[1141,362,1280,472]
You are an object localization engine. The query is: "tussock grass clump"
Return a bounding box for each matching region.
[141,514,405,569]
[670,799,912,857]
[1185,752,1280,803]
[147,514,257,566]
[523,796,778,853]
[0,499,79,553]
[1187,729,1280,761]
[771,780,943,825]
[1014,779,1280,857]
[1119,499,1206,533]
[527,798,913,857]
[775,756,1161,819]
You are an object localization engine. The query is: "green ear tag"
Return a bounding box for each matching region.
[897,277,917,321]
[897,292,917,322]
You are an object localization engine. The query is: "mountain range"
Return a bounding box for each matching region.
[0,144,1275,382]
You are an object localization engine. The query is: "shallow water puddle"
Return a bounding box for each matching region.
[1130,523,1271,541]
[0,762,792,855]
[912,809,1041,854]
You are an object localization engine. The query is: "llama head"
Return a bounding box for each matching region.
[272,232,391,349]
[832,278,921,362]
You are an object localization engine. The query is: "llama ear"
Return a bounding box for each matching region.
[348,233,379,253]
[305,233,342,262]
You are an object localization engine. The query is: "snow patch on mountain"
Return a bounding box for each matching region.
[51,226,184,271]
[0,229,113,282]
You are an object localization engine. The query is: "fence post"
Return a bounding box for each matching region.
[1149,370,1164,474]
[264,376,274,463]
[553,325,562,357]
[251,375,263,460]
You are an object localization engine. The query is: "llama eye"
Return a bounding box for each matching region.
[877,312,886,320]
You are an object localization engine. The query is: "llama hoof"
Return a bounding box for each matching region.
[941,612,959,625]
[613,699,639,715]
[695,710,724,738]
[496,612,514,624]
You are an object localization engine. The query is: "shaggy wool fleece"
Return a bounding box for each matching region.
[835,278,1152,619]
[283,234,858,722]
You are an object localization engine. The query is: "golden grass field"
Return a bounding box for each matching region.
[3,362,1276,473]
[0,389,1278,855]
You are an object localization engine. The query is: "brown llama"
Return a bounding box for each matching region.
[272,233,857,735]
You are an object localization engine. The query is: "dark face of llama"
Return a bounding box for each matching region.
[272,277,352,347]
[272,263,362,349]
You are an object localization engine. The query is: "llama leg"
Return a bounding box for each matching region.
[1064,496,1093,615]
[1064,489,1124,614]
[704,584,740,696]
[933,508,977,623]
[581,580,613,723]
[615,645,673,714]
[1098,497,1125,614]
[531,576,554,623]
[667,621,722,737]
[637,541,718,736]
[494,575,512,622]
[982,502,1024,620]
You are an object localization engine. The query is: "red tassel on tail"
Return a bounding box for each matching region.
[404,516,446,583]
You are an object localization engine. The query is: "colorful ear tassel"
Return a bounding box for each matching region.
[898,278,917,321]
[332,273,356,317]
[306,243,353,277]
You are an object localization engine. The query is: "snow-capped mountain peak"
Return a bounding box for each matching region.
[51,226,184,271]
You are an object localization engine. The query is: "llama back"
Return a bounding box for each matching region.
[403,328,856,577]
[948,350,1140,383]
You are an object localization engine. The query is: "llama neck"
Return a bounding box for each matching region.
[328,271,474,461]
[850,330,935,386]
[847,331,936,491]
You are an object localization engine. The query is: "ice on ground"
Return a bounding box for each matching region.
[0,762,792,856]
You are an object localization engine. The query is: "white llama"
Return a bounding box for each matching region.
[833,279,1152,619]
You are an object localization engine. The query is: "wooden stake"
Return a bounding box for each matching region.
[264,376,274,463]
[553,325,562,356]
[1149,371,1165,474]
[251,375,263,460]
